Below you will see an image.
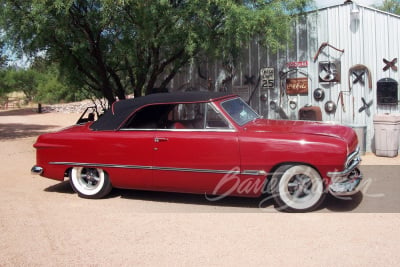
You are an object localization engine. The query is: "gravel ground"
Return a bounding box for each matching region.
[0,107,399,266]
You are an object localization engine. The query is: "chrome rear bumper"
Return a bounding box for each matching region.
[31,165,43,175]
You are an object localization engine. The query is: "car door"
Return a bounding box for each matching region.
[90,130,155,190]
[98,104,175,190]
[152,102,242,195]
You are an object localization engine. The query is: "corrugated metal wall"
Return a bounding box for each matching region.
[169,3,400,152]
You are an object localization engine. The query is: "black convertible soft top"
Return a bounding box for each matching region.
[90,92,235,131]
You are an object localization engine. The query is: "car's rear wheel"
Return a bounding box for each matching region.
[270,165,326,212]
[69,167,112,199]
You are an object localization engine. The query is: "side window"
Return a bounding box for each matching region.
[121,102,230,130]
[122,104,173,129]
[205,103,230,129]
[166,103,205,129]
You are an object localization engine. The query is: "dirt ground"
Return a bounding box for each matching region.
[0,108,399,266]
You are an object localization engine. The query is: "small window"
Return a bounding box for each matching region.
[205,103,230,129]
[221,98,260,126]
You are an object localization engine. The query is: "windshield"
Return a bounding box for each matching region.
[221,98,260,126]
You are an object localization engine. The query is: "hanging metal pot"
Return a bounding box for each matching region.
[269,100,278,111]
[325,101,337,114]
[260,93,268,102]
[313,88,325,101]
[289,99,297,110]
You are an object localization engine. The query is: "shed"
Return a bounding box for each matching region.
[169,1,400,153]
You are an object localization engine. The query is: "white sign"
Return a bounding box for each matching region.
[260,67,275,89]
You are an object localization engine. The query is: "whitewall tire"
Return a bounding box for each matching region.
[69,167,112,199]
[270,165,326,212]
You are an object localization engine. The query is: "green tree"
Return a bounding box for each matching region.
[374,0,400,15]
[0,58,84,103]
[2,68,39,101]
[0,70,8,97]
[0,38,7,68]
[0,0,312,104]
[0,55,6,69]
[0,40,8,96]
[35,63,87,104]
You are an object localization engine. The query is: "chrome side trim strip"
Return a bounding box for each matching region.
[241,170,267,176]
[50,162,154,170]
[119,128,237,133]
[49,162,266,176]
[49,162,239,175]
[155,166,240,174]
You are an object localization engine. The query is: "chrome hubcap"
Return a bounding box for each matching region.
[287,175,312,198]
[80,168,100,188]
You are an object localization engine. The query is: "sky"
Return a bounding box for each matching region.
[314,0,384,9]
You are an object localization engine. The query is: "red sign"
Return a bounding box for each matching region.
[286,78,308,95]
[287,61,308,68]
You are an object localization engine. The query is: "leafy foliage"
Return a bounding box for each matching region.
[0,0,312,104]
[0,60,86,103]
[2,68,39,101]
[374,0,400,15]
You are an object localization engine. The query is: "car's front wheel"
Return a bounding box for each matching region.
[69,167,112,199]
[270,165,326,212]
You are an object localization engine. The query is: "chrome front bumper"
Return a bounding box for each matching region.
[328,168,363,196]
[31,165,43,175]
[327,147,363,197]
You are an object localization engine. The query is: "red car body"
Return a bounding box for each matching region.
[32,92,363,212]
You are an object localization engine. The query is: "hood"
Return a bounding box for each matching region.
[245,119,358,150]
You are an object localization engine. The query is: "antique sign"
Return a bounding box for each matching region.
[286,77,308,95]
[260,67,275,89]
[287,61,308,68]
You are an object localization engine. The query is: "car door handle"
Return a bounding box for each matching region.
[154,137,169,143]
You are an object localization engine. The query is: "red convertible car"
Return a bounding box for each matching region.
[32,92,363,212]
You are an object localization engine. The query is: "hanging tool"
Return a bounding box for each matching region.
[337,91,346,112]
[244,74,256,85]
[383,58,398,71]
[359,97,373,116]
[348,64,372,91]
[313,42,344,62]
[337,91,352,113]
[352,71,364,84]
